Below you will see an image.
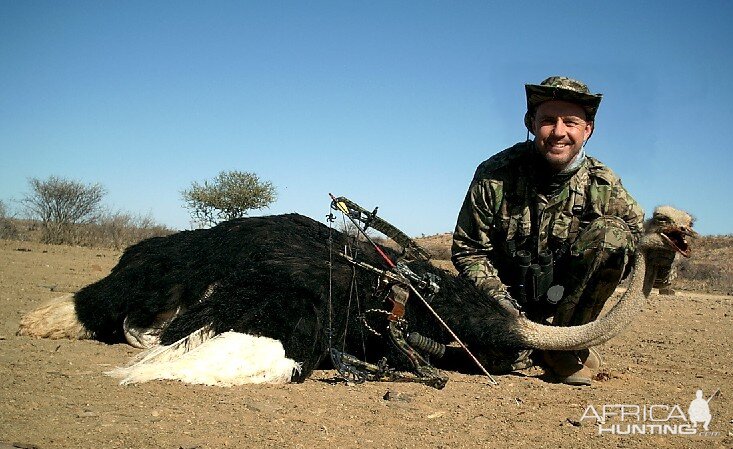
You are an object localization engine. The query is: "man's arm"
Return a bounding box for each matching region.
[612,182,645,243]
[451,178,511,298]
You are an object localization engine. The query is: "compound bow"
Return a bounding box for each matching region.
[326,194,497,388]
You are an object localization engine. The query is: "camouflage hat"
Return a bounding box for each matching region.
[523,76,603,131]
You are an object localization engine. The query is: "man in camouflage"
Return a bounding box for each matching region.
[452,76,645,385]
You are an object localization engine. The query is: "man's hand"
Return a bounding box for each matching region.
[488,288,523,316]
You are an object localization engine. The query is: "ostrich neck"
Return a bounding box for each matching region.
[511,243,658,351]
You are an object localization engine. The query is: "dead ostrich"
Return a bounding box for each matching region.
[18,206,695,386]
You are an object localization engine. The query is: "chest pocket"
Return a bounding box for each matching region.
[549,187,579,242]
[588,182,612,218]
[486,179,531,242]
[506,202,531,241]
[548,170,615,251]
[503,181,532,243]
[548,168,592,249]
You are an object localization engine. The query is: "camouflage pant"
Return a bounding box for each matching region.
[549,216,635,326]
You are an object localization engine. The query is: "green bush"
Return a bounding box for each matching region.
[182,170,276,228]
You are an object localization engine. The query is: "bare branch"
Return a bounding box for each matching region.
[22,176,106,244]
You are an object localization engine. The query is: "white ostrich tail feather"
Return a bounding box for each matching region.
[130,325,216,366]
[107,330,301,386]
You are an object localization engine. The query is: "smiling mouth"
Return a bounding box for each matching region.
[660,227,693,257]
[545,140,572,151]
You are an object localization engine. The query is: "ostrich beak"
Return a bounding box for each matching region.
[660,225,697,258]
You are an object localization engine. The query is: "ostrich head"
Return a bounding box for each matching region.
[642,205,698,257]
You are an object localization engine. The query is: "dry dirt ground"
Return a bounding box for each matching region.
[1,239,731,449]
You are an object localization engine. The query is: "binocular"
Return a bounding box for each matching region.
[514,250,556,305]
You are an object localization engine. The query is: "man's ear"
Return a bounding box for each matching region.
[584,121,594,140]
[524,111,536,136]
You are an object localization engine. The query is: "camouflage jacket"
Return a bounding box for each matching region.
[451,141,644,296]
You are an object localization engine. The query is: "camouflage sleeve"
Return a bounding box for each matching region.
[451,178,510,298]
[608,180,645,247]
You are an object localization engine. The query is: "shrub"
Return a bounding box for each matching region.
[0,200,19,239]
[75,211,175,249]
[182,171,276,228]
[22,176,105,244]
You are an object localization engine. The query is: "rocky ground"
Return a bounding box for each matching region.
[1,239,731,448]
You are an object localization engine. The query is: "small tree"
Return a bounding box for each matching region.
[22,176,106,244]
[181,170,276,228]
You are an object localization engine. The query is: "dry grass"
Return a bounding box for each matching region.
[675,235,733,295]
[414,232,453,260]
[0,216,174,250]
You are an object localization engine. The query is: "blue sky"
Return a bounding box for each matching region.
[2,1,732,236]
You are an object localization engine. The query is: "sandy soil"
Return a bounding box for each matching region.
[1,239,731,449]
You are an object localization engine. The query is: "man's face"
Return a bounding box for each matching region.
[532,100,593,171]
